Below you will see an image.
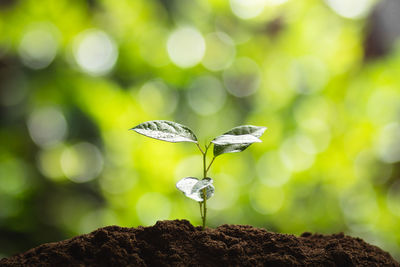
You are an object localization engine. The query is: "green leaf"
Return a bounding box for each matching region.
[212,125,267,157]
[213,143,251,156]
[131,120,198,143]
[221,125,267,138]
[176,177,214,202]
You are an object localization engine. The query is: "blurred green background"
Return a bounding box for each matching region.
[1,0,400,260]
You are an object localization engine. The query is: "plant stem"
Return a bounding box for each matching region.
[202,188,207,229]
[196,143,204,155]
[200,143,211,230]
[203,144,208,178]
[199,202,203,218]
[206,156,216,174]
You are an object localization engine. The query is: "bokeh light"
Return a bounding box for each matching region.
[37,144,67,181]
[60,142,103,183]
[137,79,178,116]
[187,75,226,116]
[265,0,290,6]
[340,184,380,232]
[73,29,118,76]
[257,151,291,187]
[27,107,68,148]
[290,56,329,95]
[230,0,266,19]
[223,57,261,97]
[279,134,316,172]
[167,26,206,68]
[18,23,59,70]
[202,32,236,71]
[324,0,375,19]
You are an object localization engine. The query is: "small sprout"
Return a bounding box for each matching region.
[131,120,267,229]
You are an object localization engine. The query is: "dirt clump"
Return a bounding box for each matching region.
[1,220,398,266]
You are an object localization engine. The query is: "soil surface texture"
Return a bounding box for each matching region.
[1,220,398,266]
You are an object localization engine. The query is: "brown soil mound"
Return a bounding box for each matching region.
[1,220,398,266]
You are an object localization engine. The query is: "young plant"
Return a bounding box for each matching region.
[131,120,266,229]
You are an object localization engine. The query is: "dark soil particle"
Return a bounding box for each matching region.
[1,220,398,266]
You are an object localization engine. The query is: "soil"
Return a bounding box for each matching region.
[1,220,398,267]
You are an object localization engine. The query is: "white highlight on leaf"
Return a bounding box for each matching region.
[223,125,267,138]
[213,125,267,157]
[212,134,261,145]
[176,177,214,202]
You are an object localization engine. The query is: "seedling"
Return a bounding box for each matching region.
[131,120,266,229]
